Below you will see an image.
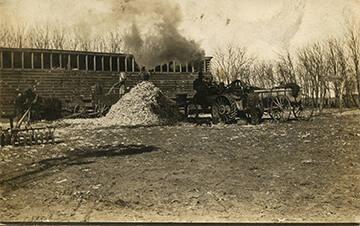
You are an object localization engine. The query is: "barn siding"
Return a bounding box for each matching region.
[0,70,197,117]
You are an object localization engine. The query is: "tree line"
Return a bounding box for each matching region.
[0,24,124,53]
[212,25,360,112]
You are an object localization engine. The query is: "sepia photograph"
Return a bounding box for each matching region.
[0,0,360,223]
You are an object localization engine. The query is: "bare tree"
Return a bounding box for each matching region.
[72,33,92,52]
[67,33,80,51]
[0,24,27,48]
[51,26,68,50]
[108,31,123,53]
[346,24,360,106]
[276,51,297,84]
[92,35,107,53]
[212,44,254,85]
[27,25,52,49]
[0,25,11,47]
[251,60,276,88]
[13,25,27,48]
[327,38,351,112]
[297,42,329,111]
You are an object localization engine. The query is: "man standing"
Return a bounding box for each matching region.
[118,72,127,97]
[140,66,150,81]
[193,70,209,108]
[106,72,127,98]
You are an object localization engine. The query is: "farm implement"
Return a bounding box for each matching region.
[183,77,316,124]
[0,95,56,147]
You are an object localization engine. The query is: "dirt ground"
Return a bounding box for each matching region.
[0,110,360,222]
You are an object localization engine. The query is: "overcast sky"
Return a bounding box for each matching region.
[0,0,360,59]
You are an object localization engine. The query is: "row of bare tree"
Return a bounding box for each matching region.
[0,24,124,53]
[212,26,360,112]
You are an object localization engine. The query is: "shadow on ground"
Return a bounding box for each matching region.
[0,144,159,190]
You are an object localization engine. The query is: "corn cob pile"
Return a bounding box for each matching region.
[96,81,182,127]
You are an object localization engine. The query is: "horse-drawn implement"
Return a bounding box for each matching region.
[0,122,56,147]
[0,94,56,147]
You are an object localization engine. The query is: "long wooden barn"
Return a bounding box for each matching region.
[0,47,212,117]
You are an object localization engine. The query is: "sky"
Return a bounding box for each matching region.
[0,0,360,59]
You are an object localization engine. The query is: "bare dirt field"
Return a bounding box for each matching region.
[0,110,360,222]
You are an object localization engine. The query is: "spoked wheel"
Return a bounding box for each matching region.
[73,104,80,113]
[269,96,292,122]
[73,104,86,117]
[293,94,315,121]
[212,95,237,124]
[97,104,110,117]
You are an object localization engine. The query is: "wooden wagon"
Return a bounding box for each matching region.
[254,86,315,122]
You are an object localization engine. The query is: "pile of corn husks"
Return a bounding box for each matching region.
[94,81,182,127]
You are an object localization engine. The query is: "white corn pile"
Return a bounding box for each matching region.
[96,81,182,127]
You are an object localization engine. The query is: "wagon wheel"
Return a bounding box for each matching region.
[212,95,237,124]
[97,104,110,117]
[102,105,110,116]
[73,104,80,114]
[269,96,292,122]
[293,94,315,121]
[73,104,87,117]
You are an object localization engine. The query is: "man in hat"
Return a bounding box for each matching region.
[193,70,210,108]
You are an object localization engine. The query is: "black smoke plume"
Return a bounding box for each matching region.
[121,0,205,68]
